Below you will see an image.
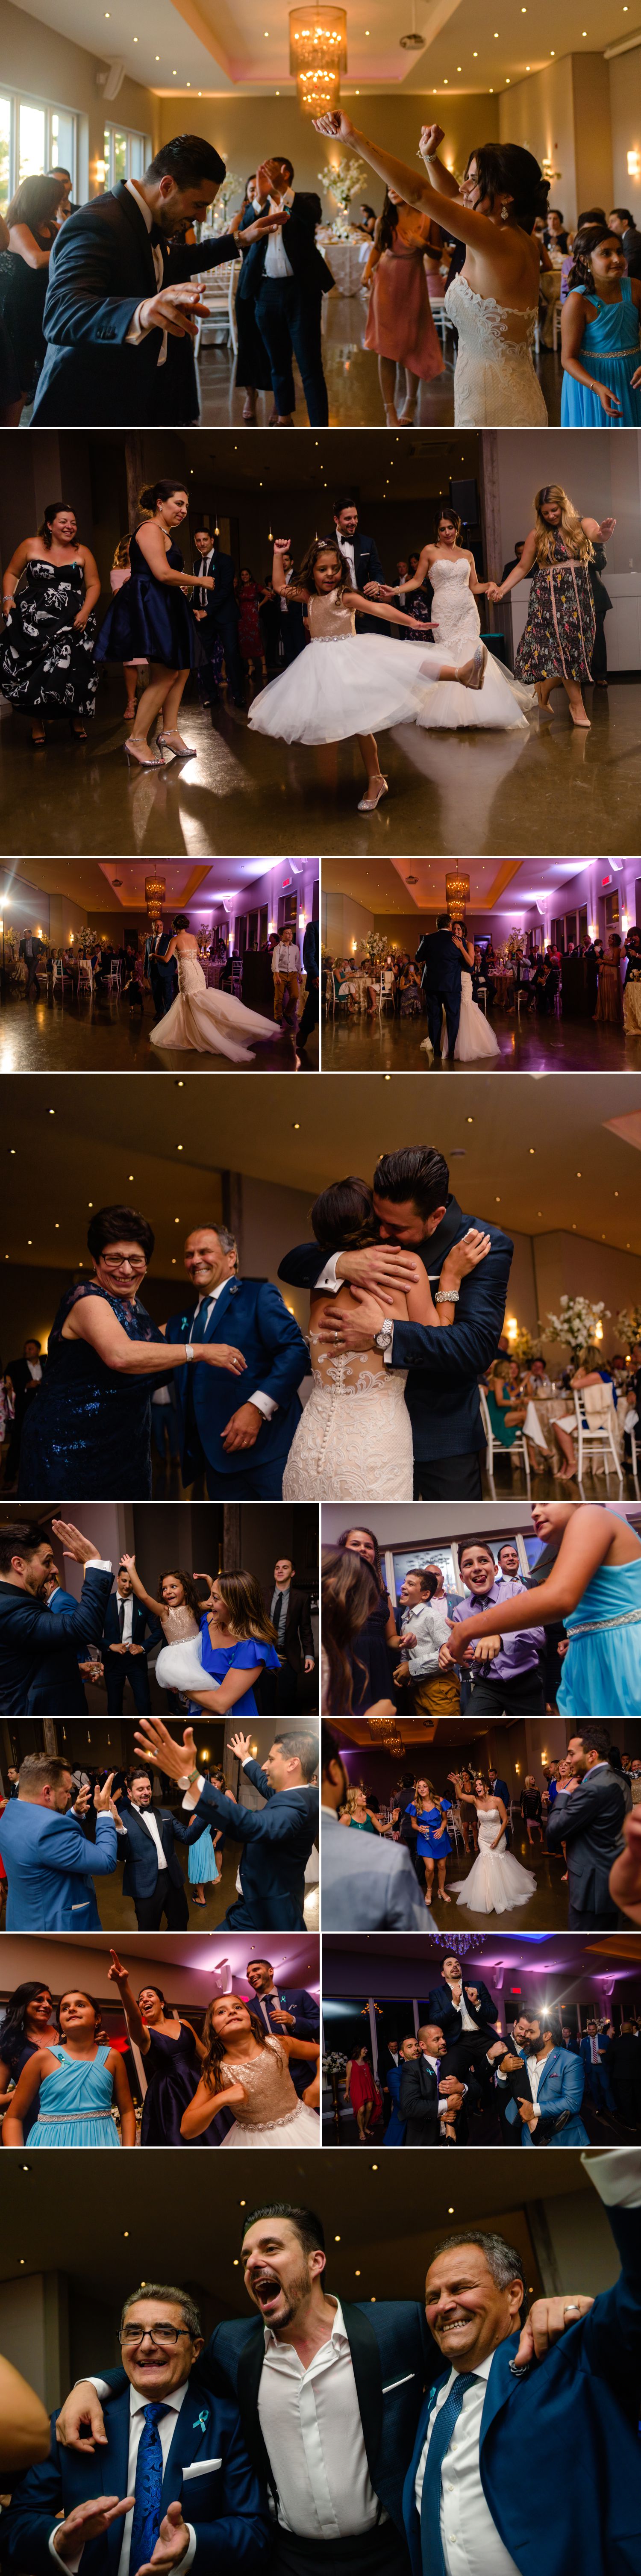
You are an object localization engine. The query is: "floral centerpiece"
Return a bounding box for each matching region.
[362,930,395,968]
[200,172,242,238]
[543,1295,610,1363]
[318,153,368,238]
[511,1326,540,1365]
[616,1305,641,1350]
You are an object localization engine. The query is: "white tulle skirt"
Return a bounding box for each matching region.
[156,1636,206,1692]
[248,634,533,744]
[221,2104,320,2148]
[421,983,501,1063]
[452,1837,537,1917]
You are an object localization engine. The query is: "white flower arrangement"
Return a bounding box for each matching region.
[616,1305,641,1348]
[201,172,243,235]
[318,153,368,237]
[544,1295,610,1359]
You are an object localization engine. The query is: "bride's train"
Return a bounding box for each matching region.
[151,952,280,1064]
[452,1813,538,1916]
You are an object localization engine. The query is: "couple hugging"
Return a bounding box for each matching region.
[279,1142,514,1501]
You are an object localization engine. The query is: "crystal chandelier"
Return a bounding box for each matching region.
[289,7,348,114]
[445,871,470,922]
[145,876,166,916]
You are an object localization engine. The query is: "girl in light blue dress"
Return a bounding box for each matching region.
[443,1502,641,1719]
[1,1991,136,2149]
[561,223,641,425]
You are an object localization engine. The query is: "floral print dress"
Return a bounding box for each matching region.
[0,559,99,716]
[514,533,596,684]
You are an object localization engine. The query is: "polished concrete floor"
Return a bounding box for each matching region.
[322,1004,638,1074]
[3,671,638,861]
[0,987,318,1074]
[196,302,562,429]
[70,1828,319,1934]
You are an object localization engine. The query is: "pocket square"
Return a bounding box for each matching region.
[182,2460,223,2480]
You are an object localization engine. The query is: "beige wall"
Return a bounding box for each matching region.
[533,1231,641,1363]
[0,0,158,197]
[156,87,498,209]
[610,44,641,221]
[500,52,612,229]
[494,425,641,581]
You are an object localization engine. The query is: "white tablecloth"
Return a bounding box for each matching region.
[318,230,371,295]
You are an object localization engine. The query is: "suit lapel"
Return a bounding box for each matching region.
[162,2393,212,2505]
[236,2329,275,2494]
[112,180,159,297]
[479,2338,520,2449]
[202,1283,234,1340]
[340,2303,383,2488]
[106,2394,132,2576]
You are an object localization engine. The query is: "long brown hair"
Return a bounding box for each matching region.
[200,1996,268,2093]
[375,191,400,253]
[321,1548,377,1713]
[533,485,593,565]
[297,539,354,597]
[311,1176,376,1253]
[214,1569,277,1644]
[159,1568,203,1623]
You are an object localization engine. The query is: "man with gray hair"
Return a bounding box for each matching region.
[165,1226,309,1499]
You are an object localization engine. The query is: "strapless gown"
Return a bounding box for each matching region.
[29,2046,120,2148]
[556,1556,641,1717]
[96,532,197,668]
[415,559,534,731]
[0,559,99,718]
[19,1284,161,1500]
[421,967,501,1063]
[451,1811,537,1916]
[444,271,547,426]
[218,2035,319,2148]
[282,1326,413,1501]
[150,951,279,1064]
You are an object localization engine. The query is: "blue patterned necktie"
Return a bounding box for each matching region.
[420,2373,479,2576]
[129,2403,169,2576]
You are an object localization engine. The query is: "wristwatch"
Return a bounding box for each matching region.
[373,1319,394,1354]
[435,1289,459,1304]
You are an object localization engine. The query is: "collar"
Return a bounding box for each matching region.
[466,1579,502,1610]
[194,1279,230,1309]
[125,178,152,233]
[271,185,294,211]
[439,2352,494,2399]
[129,2379,189,2418]
[264,2294,345,2354]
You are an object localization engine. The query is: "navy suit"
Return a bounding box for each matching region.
[0,1802,118,1931]
[403,2205,641,2576]
[415,930,463,1058]
[426,1979,498,2043]
[32,178,239,426]
[165,1279,309,1498]
[194,548,244,704]
[0,1562,113,1714]
[189,1760,317,1929]
[116,1797,197,1929]
[102,1593,162,1715]
[1,2379,270,2576]
[278,1193,513,1493]
[249,1982,319,2097]
[209,2301,434,2543]
[150,930,179,1020]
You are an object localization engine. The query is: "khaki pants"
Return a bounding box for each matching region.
[274,972,300,1022]
[412,1670,461,1715]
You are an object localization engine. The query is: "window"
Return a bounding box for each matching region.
[19,101,46,181]
[50,109,75,178]
[103,124,151,189]
[0,92,77,203]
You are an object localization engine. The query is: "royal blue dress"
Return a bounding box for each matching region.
[561,278,641,425]
[405,1797,453,1858]
[197,1625,280,1714]
[556,1554,641,1716]
[383,2061,407,2146]
[29,2045,121,2148]
[96,530,197,668]
[19,1283,162,1499]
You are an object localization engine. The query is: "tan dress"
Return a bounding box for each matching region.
[219,2035,319,2148]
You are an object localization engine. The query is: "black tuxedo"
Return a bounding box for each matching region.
[150,929,178,1019]
[194,546,244,703]
[278,1192,513,1496]
[415,929,463,1057]
[210,2299,432,2550]
[116,1796,194,1929]
[427,1978,499,2100]
[238,192,333,426]
[324,527,385,634]
[102,1593,162,1715]
[269,1580,315,1711]
[4,1352,47,1486]
[32,177,238,425]
[18,936,44,992]
[250,1983,319,2098]
[547,1763,629,1928]
[399,2054,444,2145]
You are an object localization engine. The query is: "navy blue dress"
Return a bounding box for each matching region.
[19,1283,162,1500]
[1,2036,47,2140]
[96,530,197,669]
[141,2023,223,2148]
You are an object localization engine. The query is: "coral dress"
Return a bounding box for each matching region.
[365,211,444,382]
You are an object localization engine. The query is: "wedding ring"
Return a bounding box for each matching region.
[563,2303,581,2314]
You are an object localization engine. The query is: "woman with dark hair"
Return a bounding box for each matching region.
[379,509,532,731]
[561,224,641,423]
[19,1204,249,1500]
[282,1174,490,1499]
[362,188,443,423]
[106,1952,221,2144]
[0,1983,58,2138]
[185,1570,281,1714]
[337,1525,398,1706]
[345,2044,382,2141]
[321,1549,394,1715]
[0,176,66,421]
[179,1991,319,2144]
[1,1991,136,2148]
[148,913,279,1063]
[489,484,615,729]
[0,501,100,745]
[314,111,549,424]
[96,480,219,770]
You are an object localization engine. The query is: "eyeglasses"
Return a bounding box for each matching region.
[119,2324,191,2346]
[100,1255,147,1274]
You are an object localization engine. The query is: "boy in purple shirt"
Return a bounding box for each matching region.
[440,1537,546,1713]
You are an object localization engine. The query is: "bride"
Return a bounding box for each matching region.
[282,1175,491,1501]
[450,1775,537,1916]
[421,921,501,1064]
[150,915,280,1064]
[380,507,534,730]
[179,1993,320,2148]
[314,111,548,428]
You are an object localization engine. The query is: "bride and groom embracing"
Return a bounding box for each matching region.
[416,916,501,1064]
[278,1142,513,1501]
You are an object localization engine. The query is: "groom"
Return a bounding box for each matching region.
[279,1142,513,1499]
[415,915,463,1058]
[150,921,179,1021]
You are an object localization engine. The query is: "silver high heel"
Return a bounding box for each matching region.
[358,775,388,813]
[124,737,165,770]
[457,643,487,690]
[156,732,196,758]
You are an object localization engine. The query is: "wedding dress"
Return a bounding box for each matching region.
[444,271,548,427]
[414,559,534,731]
[282,1319,413,1501]
[451,1809,537,1916]
[219,2036,320,2148]
[150,951,279,1064]
[420,969,501,1064]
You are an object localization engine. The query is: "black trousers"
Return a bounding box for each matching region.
[298,981,319,1053]
[273,2527,408,2576]
[134,1869,189,1931]
[426,989,459,1056]
[255,278,328,425]
[414,1451,482,1500]
[567,1899,619,1932]
[104,1650,152,1715]
[201,606,244,701]
[468,1667,545,1715]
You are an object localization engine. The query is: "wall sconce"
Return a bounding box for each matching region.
[515,1761,520,1776]
[594,1319,603,1341]
[268,917,276,934]
[298,910,306,931]
[506,1316,518,1341]
[589,921,598,940]
[95,158,107,185]
[627,149,640,177]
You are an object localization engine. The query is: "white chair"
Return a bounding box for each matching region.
[194,261,237,359]
[107,962,121,992]
[231,963,243,996]
[573,1390,623,1496]
[378,969,396,1016]
[446,1802,465,1855]
[480,1383,531,1498]
[78,957,93,995]
[53,957,72,996]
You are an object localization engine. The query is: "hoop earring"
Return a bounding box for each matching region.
[500,203,509,223]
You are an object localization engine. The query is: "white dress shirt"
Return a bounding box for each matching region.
[257,2297,385,2535]
[400,1599,450,1678]
[114,1591,135,1646]
[446,1984,478,2036]
[115,1802,168,1880]
[196,547,215,608]
[254,188,294,278]
[272,941,301,977]
[188,1281,276,1421]
[124,180,168,366]
[420,2051,459,2129]
[66,2380,195,2576]
[335,533,357,589]
[26,1357,43,1382]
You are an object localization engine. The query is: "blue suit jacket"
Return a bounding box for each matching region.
[415,930,464,999]
[165,1281,309,1484]
[192,1761,317,1928]
[0,1804,118,1932]
[0,1564,113,1714]
[251,1984,320,2097]
[426,1980,498,2043]
[0,2380,270,2576]
[502,2043,588,2145]
[278,1195,513,1463]
[209,2301,433,2541]
[402,2205,641,2576]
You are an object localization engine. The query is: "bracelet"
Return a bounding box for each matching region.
[435,1288,459,1304]
[184,1343,195,1364]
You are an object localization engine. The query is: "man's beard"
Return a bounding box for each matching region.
[250,2257,312,2326]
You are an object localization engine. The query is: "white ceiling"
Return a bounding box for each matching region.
[11,0,637,106]
[325,853,602,913]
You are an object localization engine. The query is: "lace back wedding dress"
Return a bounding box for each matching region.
[219,2035,320,2148]
[150,950,279,1064]
[282,1320,414,1501]
[444,271,547,427]
[452,1808,537,1916]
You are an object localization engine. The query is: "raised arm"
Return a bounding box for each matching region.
[271,539,309,601]
[118,1552,164,1619]
[314,111,500,248]
[106,1950,150,2055]
[451,1505,612,1649]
